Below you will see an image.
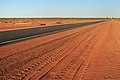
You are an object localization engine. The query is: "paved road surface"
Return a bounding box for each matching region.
[0,21,104,45]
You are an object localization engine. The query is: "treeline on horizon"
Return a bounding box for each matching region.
[0,18,117,24]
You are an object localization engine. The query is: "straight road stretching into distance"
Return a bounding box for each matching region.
[0,21,104,46]
[1,20,120,80]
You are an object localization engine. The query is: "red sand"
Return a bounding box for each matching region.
[0,20,120,80]
[0,19,99,32]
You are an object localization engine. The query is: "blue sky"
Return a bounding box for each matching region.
[0,0,120,18]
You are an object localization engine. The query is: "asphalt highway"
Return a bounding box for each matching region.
[0,20,105,46]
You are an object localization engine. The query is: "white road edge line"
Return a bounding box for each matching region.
[0,31,56,45]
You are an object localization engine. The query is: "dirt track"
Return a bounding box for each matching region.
[0,20,120,80]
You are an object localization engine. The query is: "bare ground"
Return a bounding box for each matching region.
[0,19,99,32]
[0,20,120,80]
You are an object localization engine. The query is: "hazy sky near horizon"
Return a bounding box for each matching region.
[0,0,120,18]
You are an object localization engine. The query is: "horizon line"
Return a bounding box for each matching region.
[0,17,117,19]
